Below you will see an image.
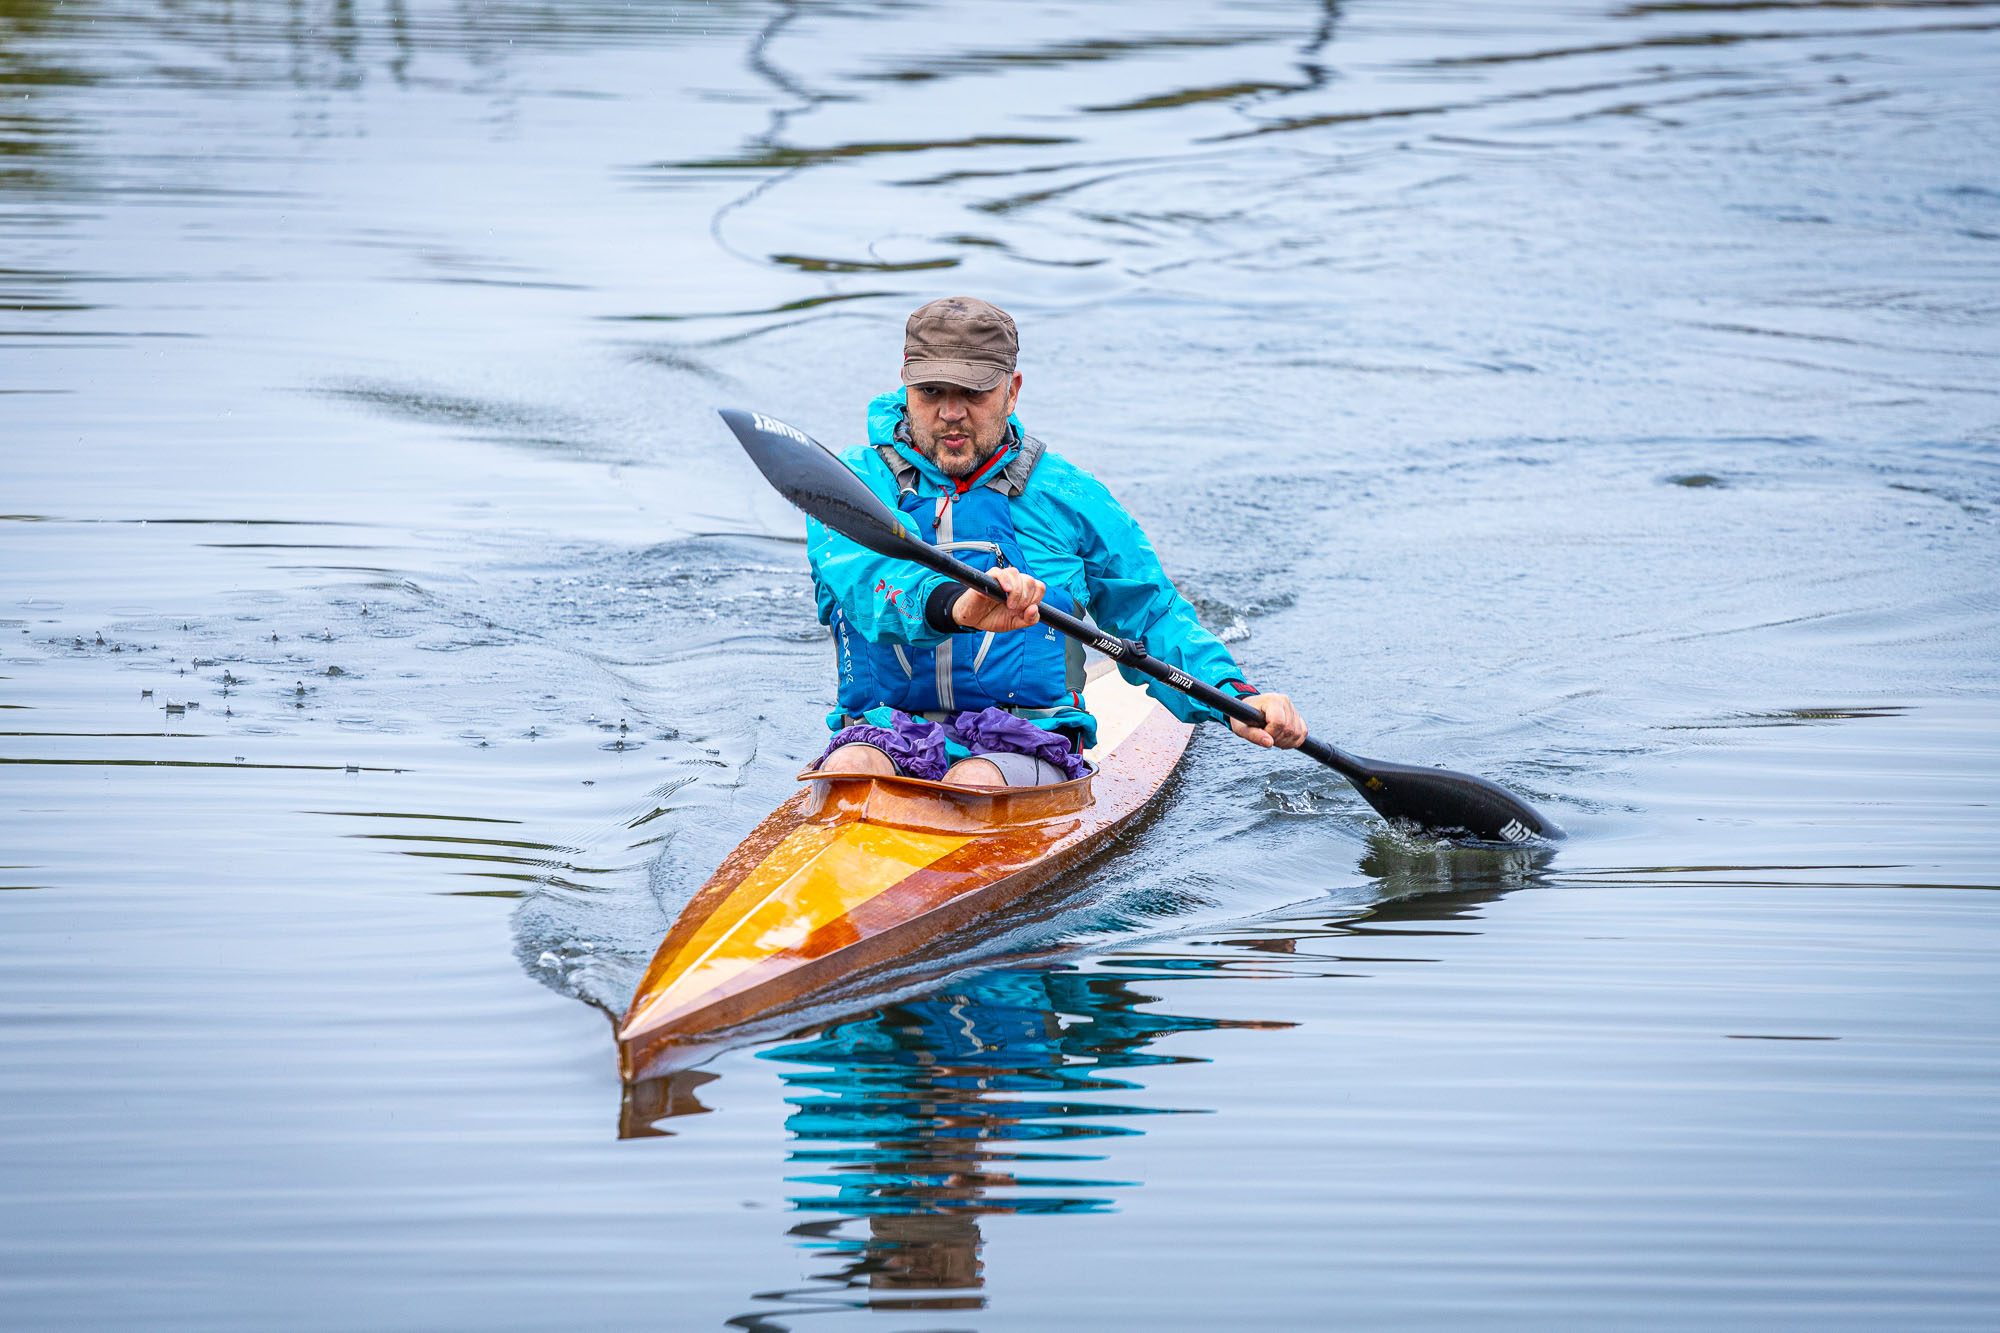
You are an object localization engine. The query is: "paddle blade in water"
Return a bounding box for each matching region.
[719,408,920,560]
[1331,747,1564,843]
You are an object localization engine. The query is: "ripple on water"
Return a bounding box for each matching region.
[4,0,2000,1328]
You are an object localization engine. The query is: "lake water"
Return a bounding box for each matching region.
[4,1,1998,1328]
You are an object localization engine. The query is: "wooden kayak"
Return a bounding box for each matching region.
[617,667,1193,1081]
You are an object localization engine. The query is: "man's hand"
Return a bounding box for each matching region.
[952,567,1045,634]
[1229,693,1307,749]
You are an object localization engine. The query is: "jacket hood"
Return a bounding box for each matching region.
[866,387,1025,491]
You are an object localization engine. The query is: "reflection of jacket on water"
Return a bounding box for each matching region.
[808,388,1248,743]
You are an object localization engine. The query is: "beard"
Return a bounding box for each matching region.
[909,416,1006,479]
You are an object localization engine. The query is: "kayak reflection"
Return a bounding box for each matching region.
[627,965,1289,1320]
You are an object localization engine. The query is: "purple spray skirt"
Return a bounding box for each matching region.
[814,707,1090,783]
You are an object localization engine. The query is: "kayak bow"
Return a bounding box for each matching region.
[617,668,1190,1080]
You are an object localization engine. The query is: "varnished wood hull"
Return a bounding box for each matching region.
[617,672,1193,1081]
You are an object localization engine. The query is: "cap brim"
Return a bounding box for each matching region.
[901,359,1009,392]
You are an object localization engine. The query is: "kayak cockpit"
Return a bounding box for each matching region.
[796,764,1095,834]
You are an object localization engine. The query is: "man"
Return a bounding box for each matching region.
[809,296,1305,787]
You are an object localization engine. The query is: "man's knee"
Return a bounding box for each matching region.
[820,742,896,775]
[943,756,1006,788]
[943,752,1069,788]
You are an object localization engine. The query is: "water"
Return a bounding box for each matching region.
[4,0,1997,1327]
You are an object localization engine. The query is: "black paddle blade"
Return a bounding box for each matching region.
[719,407,920,560]
[1341,751,1563,843]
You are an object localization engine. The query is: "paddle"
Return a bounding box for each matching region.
[720,407,1564,844]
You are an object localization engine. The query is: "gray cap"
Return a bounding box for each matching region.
[901,296,1018,391]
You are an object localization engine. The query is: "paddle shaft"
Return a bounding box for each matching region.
[717,405,1562,840]
[900,540,1372,784]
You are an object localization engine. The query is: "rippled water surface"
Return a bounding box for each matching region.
[4,1,1998,1328]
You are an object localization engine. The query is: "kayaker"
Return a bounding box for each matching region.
[810,296,1306,787]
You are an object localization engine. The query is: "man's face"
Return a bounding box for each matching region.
[905,373,1022,478]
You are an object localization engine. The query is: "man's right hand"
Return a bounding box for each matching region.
[1229,693,1307,749]
[952,567,1045,633]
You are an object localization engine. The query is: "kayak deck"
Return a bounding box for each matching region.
[616,669,1193,1080]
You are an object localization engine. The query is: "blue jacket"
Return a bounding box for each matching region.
[825,462,1084,725]
[807,388,1248,735]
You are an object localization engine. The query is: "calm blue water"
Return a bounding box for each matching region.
[3,1,1998,1328]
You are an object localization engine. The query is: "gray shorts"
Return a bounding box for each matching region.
[961,749,1071,787]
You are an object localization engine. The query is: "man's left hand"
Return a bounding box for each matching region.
[1230,693,1307,749]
